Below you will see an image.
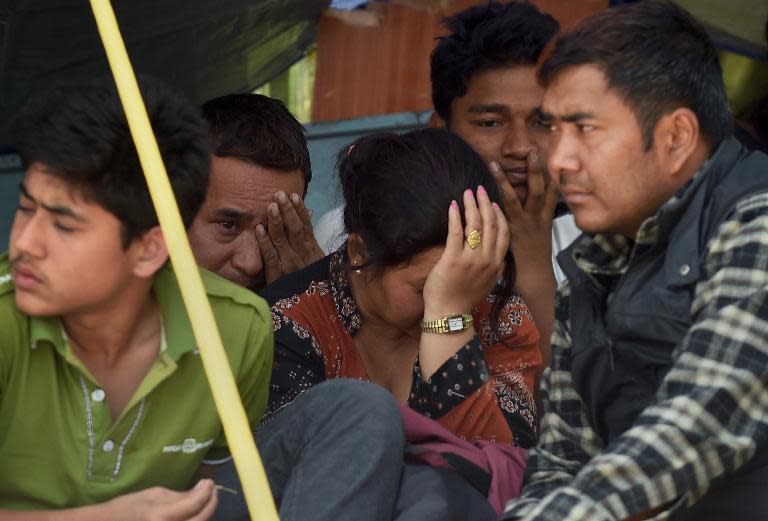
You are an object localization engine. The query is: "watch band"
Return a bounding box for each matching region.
[420,313,474,334]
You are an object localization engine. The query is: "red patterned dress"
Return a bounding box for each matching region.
[260,249,542,448]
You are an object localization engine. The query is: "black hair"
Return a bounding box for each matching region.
[430,1,559,123]
[13,78,210,248]
[202,93,311,195]
[540,0,732,150]
[340,128,508,269]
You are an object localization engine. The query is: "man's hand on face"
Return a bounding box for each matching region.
[489,152,560,367]
[255,191,326,287]
[489,152,559,272]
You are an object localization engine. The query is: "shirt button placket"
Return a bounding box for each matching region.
[89,387,114,479]
[91,389,106,403]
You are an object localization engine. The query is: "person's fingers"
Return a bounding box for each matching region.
[267,203,287,247]
[476,185,497,257]
[525,150,547,211]
[493,202,511,262]
[164,479,215,520]
[543,175,561,219]
[489,161,523,219]
[267,203,302,271]
[288,194,325,264]
[291,193,317,243]
[462,188,482,245]
[255,224,282,284]
[444,200,463,258]
[190,484,219,521]
[291,193,313,226]
[275,191,305,241]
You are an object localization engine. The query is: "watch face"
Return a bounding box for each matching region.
[447,316,464,332]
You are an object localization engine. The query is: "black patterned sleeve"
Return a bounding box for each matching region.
[263,307,326,422]
[408,336,490,419]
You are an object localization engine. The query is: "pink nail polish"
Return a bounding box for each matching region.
[450,200,459,209]
[465,189,473,197]
[492,202,500,209]
[478,185,487,195]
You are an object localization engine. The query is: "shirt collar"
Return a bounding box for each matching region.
[29,263,193,360]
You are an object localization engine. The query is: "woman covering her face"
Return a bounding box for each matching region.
[262,128,542,448]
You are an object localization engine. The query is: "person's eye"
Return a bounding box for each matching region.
[54,222,75,233]
[529,120,552,133]
[16,204,34,214]
[577,124,595,133]
[473,119,503,128]
[217,220,236,232]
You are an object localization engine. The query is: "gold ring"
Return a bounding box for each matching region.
[466,229,481,249]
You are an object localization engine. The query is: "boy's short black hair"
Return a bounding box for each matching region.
[13,78,211,247]
[430,1,559,123]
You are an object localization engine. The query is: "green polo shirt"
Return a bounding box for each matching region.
[0,253,273,508]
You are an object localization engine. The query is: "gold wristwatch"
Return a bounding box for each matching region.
[420,313,474,334]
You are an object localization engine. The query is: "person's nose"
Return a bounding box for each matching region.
[547,130,581,188]
[500,120,536,160]
[231,232,264,278]
[10,211,46,260]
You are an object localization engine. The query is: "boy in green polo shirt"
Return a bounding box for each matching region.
[0,80,273,519]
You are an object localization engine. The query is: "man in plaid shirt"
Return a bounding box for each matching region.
[503,2,768,520]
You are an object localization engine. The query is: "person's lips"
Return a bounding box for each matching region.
[503,167,528,186]
[561,188,591,204]
[11,265,42,290]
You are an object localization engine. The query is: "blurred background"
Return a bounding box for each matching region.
[0,0,766,250]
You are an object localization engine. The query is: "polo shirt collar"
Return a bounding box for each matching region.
[151,263,197,360]
[28,263,196,361]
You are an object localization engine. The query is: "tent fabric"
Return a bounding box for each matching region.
[0,0,329,151]
[610,0,768,61]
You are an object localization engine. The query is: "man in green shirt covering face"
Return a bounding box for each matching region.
[0,80,273,520]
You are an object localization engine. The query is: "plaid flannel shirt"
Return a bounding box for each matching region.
[504,164,768,520]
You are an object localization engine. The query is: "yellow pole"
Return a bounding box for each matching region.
[88,2,278,519]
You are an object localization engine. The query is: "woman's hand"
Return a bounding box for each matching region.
[422,185,510,320]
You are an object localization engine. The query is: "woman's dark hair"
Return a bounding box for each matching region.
[339,128,515,336]
[13,78,210,248]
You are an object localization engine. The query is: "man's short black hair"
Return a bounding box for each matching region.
[202,94,312,195]
[540,0,732,150]
[13,78,211,247]
[430,1,559,123]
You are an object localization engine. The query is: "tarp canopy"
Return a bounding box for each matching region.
[611,0,768,61]
[0,0,329,151]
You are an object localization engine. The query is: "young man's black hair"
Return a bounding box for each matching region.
[430,1,559,124]
[13,79,211,247]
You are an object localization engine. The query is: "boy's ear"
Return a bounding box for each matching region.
[130,226,169,278]
[427,111,446,129]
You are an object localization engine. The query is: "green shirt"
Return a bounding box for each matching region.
[0,253,274,508]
